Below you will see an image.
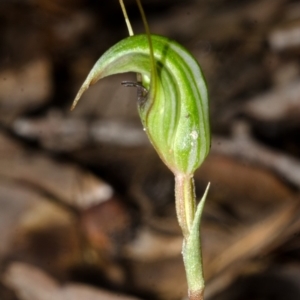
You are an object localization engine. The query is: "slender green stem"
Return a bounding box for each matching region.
[175,174,196,238]
[175,175,209,300]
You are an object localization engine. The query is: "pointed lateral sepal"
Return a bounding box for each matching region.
[182,183,210,297]
[71,34,210,176]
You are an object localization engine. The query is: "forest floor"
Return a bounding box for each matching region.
[1,0,300,299]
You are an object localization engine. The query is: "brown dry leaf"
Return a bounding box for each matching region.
[0,130,113,209]
[0,177,81,278]
[81,196,132,256]
[0,180,44,259]
[3,262,142,300]
[10,199,81,277]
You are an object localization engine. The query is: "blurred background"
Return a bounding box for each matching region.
[1,0,300,299]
